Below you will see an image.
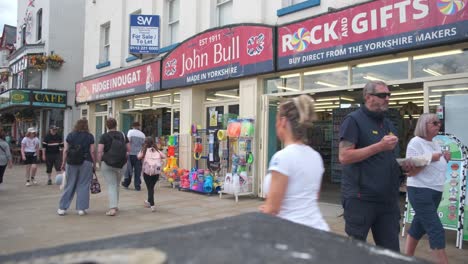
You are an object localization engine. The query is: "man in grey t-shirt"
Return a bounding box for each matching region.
[122,122,145,190]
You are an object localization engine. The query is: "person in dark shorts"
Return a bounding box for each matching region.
[42,126,64,185]
[339,81,401,252]
[21,127,40,186]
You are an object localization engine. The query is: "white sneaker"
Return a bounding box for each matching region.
[31,179,38,185]
[57,209,66,216]
[25,181,31,187]
[78,210,86,216]
[144,200,151,208]
[151,206,156,212]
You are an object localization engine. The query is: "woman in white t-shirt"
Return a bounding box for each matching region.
[403,113,449,264]
[21,127,40,186]
[260,95,329,231]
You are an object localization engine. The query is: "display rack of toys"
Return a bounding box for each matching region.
[160,134,183,188]
[177,125,223,195]
[219,118,255,202]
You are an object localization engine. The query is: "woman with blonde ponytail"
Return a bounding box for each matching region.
[260,95,329,231]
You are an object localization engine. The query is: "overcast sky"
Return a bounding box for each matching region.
[0,0,18,31]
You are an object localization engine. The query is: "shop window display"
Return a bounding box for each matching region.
[352,57,408,85]
[413,49,468,79]
[303,66,348,89]
[265,75,300,94]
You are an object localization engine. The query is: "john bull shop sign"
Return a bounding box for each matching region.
[75,61,160,103]
[277,0,468,70]
[162,25,274,89]
[402,134,468,249]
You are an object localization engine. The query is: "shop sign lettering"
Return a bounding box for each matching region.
[162,25,274,89]
[278,0,468,70]
[32,91,67,108]
[10,56,28,74]
[75,61,160,104]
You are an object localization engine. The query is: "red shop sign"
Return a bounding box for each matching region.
[75,61,160,103]
[278,0,468,70]
[162,25,274,89]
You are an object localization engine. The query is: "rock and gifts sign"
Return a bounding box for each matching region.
[75,61,160,103]
[278,0,468,70]
[162,25,274,89]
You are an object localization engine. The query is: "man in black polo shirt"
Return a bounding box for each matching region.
[42,126,64,185]
[339,81,401,252]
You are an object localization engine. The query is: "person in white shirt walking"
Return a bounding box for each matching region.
[21,127,40,186]
[260,95,329,231]
[122,121,146,191]
[403,113,449,264]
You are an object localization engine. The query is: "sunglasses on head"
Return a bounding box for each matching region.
[369,93,391,99]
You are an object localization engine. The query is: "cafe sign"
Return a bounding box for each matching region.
[32,90,67,108]
[10,90,30,105]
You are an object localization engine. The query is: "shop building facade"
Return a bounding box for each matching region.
[78,0,468,197]
[2,0,85,143]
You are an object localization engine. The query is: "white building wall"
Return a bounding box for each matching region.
[16,0,49,48]
[13,0,85,133]
[47,0,85,131]
[83,0,125,77]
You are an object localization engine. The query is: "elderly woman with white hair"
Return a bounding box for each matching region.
[403,113,450,264]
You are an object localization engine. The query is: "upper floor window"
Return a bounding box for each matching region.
[168,0,179,45]
[100,22,110,63]
[21,26,27,46]
[217,0,233,27]
[282,0,307,6]
[37,9,42,41]
[0,50,8,67]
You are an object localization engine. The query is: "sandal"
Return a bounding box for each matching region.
[106,208,118,216]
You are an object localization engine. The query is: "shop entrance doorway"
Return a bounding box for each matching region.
[260,82,428,202]
[204,103,239,131]
[121,113,142,134]
[95,115,107,145]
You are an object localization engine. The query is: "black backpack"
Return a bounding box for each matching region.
[103,132,127,168]
[67,144,85,165]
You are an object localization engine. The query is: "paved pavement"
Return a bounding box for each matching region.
[0,164,467,263]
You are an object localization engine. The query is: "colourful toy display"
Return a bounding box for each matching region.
[220,118,255,202]
[227,120,241,137]
[163,134,180,185]
[194,136,203,160]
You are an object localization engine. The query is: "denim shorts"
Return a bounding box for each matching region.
[407,186,445,249]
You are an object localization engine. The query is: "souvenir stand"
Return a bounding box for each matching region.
[178,126,224,195]
[219,118,255,202]
[161,134,182,188]
[401,133,468,249]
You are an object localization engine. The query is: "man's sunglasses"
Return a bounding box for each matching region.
[369,93,391,99]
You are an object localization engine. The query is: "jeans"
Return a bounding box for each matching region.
[407,186,445,249]
[122,155,142,188]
